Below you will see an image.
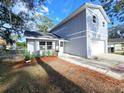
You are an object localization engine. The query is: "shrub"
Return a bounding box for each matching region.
[47,50,51,56]
[24,50,35,61]
[121,52,124,55]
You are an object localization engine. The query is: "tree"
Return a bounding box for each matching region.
[91,0,124,24]
[0,0,47,45]
[109,24,124,39]
[0,3,24,45]
[16,42,26,48]
[0,0,46,8]
[36,16,54,32]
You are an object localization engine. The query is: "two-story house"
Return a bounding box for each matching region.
[25,3,110,58]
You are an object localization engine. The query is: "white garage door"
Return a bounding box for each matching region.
[91,40,105,56]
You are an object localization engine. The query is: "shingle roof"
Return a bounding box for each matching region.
[24,30,63,39]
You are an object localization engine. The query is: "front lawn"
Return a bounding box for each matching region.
[1,57,124,93]
[0,62,63,93]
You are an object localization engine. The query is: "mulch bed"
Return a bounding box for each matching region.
[39,56,124,93]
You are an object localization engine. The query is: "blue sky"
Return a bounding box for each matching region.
[44,0,99,24]
[12,0,123,28]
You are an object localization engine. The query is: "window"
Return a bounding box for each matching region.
[93,15,96,23]
[40,42,45,50]
[103,22,105,27]
[47,42,52,50]
[60,42,64,47]
[39,41,53,50]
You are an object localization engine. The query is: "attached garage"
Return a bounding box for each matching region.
[90,40,105,56]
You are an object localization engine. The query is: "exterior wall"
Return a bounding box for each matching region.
[64,37,87,57]
[27,39,40,55]
[26,38,61,56]
[86,8,108,37]
[86,8,108,57]
[27,39,36,54]
[51,10,87,57]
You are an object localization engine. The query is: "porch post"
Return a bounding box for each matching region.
[35,40,40,55]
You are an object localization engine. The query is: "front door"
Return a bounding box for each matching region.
[59,41,64,55]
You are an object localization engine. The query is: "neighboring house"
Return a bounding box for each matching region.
[25,3,110,58]
[108,38,124,53]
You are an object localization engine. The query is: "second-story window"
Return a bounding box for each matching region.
[93,15,96,23]
[103,22,105,27]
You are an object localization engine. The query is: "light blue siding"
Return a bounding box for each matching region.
[51,10,87,57]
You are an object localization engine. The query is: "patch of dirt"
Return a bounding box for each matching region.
[40,57,124,93]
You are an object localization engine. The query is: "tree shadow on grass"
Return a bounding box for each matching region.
[1,63,60,93]
[0,63,16,84]
[3,71,50,93]
[36,58,87,93]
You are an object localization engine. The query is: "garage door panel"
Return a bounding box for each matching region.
[91,40,105,56]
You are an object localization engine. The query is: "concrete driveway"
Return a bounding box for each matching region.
[60,54,124,80]
[96,53,124,63]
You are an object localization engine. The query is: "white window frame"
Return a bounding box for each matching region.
[47,42,53,50]
[39,41,45,50]
[39,41,53,50]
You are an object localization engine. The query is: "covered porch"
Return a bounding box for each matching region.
[25,31,67,56]
[36,39,65,56]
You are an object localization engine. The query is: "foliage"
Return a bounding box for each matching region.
[121,52,124,55]
[37,24,48,32]
[0,3,24,45]
[24,50,35,61]
[0,0,46,8]
[109,24,124,38]
[47,50,53,56]
[91,0,124,24]
[36,16,54,32]
[16,42,26,48]
[0,0,47,45]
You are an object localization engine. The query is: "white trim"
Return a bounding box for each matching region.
[69,36,86,40]
[66,30,86,37]
[87,30,108,37]
[26,37,60,41]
